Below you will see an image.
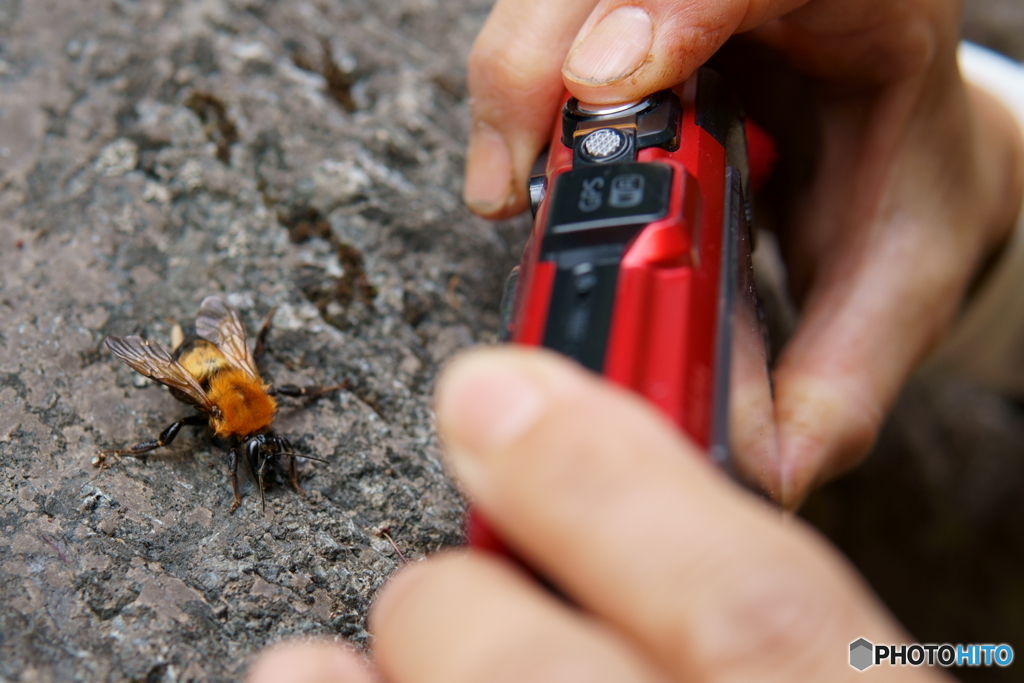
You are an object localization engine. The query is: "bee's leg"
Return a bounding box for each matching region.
[287,448,306,498]
[253,306,277,363]
[94,415,206,468]
[273,383,348,400]
[228,447,243,513]
[256,462,267,513]
[242,443,269,513]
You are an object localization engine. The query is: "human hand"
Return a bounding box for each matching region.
[462,0,1024,508]
[248,347,951,683]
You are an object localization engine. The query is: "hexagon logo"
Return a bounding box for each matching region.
[850,638,874,671]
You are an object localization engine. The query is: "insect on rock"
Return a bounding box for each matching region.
[96,295,344,512]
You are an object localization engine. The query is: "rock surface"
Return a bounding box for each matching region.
[1,1,518,681]
[1,1,1023,682]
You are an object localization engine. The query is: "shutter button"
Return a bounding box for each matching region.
[581,128,627,162]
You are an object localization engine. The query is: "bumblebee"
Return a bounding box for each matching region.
[96,295,340,512]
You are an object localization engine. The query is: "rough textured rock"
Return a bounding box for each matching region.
[0,1,521,681]
[1,1,1023,682]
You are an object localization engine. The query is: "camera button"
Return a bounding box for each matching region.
[582,128,626,160]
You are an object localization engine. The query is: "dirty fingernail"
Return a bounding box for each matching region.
[463,121,514,215]
[436,353,547,482]
[564,6,653,85]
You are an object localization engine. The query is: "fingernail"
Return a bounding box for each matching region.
[436,353,547,482]
[463,121,514,215]
[564,5,653,85]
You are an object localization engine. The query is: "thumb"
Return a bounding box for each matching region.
[561,0,807,104]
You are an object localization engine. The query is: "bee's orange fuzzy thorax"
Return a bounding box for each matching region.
[207,369,277,438]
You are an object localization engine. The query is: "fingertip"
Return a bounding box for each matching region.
[776,431,821,511]
[435,348,593,495]
[369,556,433,637]
[774,371,883,510]
[436,350,545,447]
[370,553,513,681]
[247,640,374,683]
[560,0,751,104]
[463,121,517,217]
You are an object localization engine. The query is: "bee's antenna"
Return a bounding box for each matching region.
[258,469,266,512]
[278,452,329,464]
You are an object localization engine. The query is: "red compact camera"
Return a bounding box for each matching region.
[470,69,778,551]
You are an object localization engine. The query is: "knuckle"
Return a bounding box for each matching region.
[660,3,741,64]
[674,540,857,678]
[469,42,551,103]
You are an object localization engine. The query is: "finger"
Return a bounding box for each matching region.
[749,11,942,85]
[561,0,808,104]
[464,0,599,218]
[434,347,910,682]
[771,68,1024,509]
[370,552,670,683]
[246,640,376,683]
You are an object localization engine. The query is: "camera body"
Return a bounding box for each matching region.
[471,69,776,551]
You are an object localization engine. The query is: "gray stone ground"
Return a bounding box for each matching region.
[0,1,514,681]
[0,1,1022,682]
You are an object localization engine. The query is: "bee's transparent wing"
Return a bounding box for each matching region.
[194,295,260,380]
[105,335,218,414]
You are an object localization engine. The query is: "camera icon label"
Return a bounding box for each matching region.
[578,177,605,212]
[609,174,645,208]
